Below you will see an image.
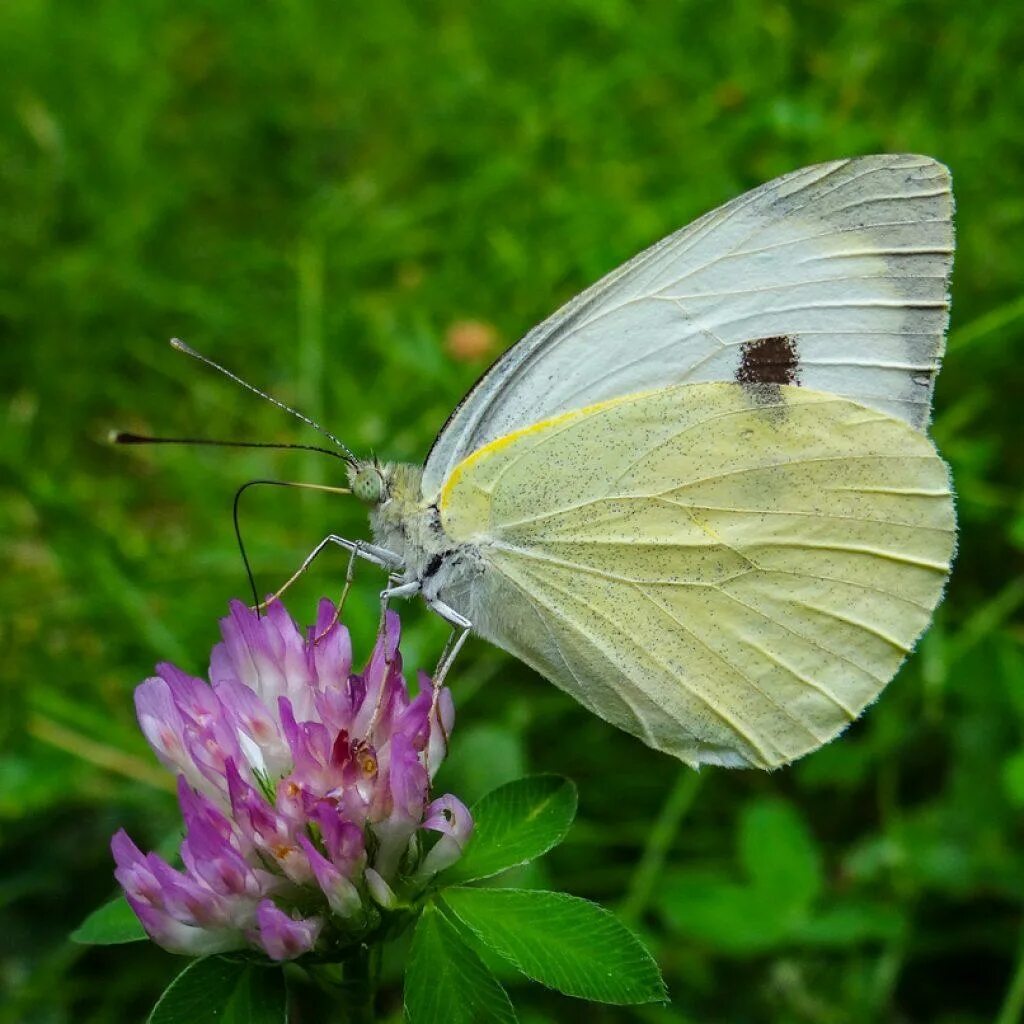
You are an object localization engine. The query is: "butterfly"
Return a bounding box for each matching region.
[164,154,956,770]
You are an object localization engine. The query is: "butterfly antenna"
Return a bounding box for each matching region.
[232,478,352,614]
[110,431,350,461]
[170,338,358,465]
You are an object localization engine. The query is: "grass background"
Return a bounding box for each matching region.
[2,0,1023,1020]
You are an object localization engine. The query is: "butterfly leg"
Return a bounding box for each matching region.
[429,601,472,687]
[361,578,425,739]
[314,540,396,641]
[376,578,423,653]
[257,534,403,612]
[378,579,421,624]
[424,599,473,761]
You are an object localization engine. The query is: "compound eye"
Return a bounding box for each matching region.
[351,465,384,505]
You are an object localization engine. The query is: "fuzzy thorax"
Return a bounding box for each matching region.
[351,461,449,579]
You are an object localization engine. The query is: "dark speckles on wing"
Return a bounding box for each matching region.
[736,335,800,404]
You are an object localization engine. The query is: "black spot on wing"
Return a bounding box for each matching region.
[736,335,800,388]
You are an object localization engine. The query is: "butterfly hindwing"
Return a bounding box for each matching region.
[437,383,955,768]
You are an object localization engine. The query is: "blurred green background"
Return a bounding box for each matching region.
[2,1,1023,1021]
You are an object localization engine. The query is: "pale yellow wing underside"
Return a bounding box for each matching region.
[439,382,955,769]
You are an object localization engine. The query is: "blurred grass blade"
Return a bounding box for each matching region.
[948,294,1024,353]
[948,576,1024,665]
[30,714,174,792]
[620,767,701,923]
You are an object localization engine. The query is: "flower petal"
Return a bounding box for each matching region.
[310,598,353,691]
[296,835,362,918]
[254,900,321,961]
[364,868,397,910]
[128,895,245,956]
[134,678,199,783]
[417,794,474,878]
[426,686,454,780]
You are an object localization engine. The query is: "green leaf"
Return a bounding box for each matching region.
[794,902,906,947]
[405,903,517,1024]
[148,957,287,1024]
[443,775,577,884]
[660,800,824,955]
[660,870,790,954]
[739,798,823,913]
[70,895,147,945]
[442,888,665,1005]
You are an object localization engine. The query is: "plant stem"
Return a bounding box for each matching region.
[342,944,376,1024]
[620,767,703,925]
[305,948,378,1024]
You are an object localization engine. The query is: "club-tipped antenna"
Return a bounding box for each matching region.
[109,430,350,461]
[170,338,357,465]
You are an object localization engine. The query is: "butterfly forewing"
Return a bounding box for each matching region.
[422,154,952,499]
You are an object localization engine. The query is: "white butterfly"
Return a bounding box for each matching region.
[173,154,957,770]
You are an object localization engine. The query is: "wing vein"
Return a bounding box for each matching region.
[636,586,825,746]
[788,599,913,652]
[718,586,887,685]
[504,555,776,762]
[490,559,658,745]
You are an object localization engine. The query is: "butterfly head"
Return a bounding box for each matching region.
[349,460,388,505]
